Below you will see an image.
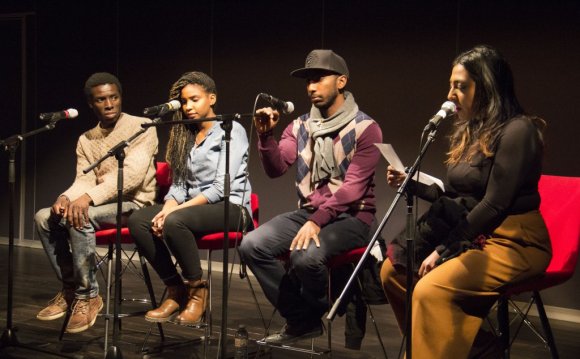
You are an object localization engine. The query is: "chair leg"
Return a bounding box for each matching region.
[206,249,213,338]
[237,250,269,333]
[327,272,333,356]
[140,253,165,341]
[354,273,388,358]
[498,297,510,359]
[533,291,560,359]
[103,242,114,352]
[326,318,332,358]
[58,309,71,341]
[243,271,268,331]
[366,302,388,358]
[118,276,123,333]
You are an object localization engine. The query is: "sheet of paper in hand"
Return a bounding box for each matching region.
[374,143,445,191]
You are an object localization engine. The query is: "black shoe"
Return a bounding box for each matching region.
[468,329,504,359]
[264,321,323,345]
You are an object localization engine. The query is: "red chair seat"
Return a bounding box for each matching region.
[327,247,366,268]
[197,193,260,248]
[197,232,245,250]
[95,227,134,244]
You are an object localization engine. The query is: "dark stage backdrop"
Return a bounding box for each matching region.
[1,1,579,311]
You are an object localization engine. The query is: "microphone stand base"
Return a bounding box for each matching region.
[0,328,18,348]
[105,345,124,359]
[1,327,77,358]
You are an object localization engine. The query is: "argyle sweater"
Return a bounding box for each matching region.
[258,111,382,227]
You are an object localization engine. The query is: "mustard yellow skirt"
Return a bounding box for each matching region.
[381,210,552,359]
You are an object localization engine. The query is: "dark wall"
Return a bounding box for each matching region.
[1,0,579,310]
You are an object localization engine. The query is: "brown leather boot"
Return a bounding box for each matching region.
[145,283,186,323]
[175,280,208,326]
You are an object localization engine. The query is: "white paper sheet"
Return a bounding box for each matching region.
[375,143,445,191]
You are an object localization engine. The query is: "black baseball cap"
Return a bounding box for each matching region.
[290,49,349,78]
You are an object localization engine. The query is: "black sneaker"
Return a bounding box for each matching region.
[264,321,323,345]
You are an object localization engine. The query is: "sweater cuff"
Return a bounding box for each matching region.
[308,209,332,228]
[85,188,104,206]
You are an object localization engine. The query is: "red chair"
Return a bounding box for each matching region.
[193,193,260,337]
[59,162,172,347]
[496,175,580,358]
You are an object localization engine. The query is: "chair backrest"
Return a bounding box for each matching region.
[538,175,580,277]
[155,161,172,203]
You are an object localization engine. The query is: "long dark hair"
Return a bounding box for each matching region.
[165,71,217,183]
[447,45,543,164]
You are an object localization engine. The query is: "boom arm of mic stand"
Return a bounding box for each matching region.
[140,113,254,128]
[1,122,57,147]
[83,118,160,174]
[326,128,440,359]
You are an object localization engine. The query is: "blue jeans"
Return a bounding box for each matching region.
[34,202,140,299]
[239,209,370,325]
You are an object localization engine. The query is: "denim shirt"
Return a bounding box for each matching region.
[164,121,252,219]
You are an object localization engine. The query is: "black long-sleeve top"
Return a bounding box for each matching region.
[415,115,544,252]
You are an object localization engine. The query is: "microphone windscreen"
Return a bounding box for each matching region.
[66,108,79,119]
[167,100,181,111]
[441,101,456,115]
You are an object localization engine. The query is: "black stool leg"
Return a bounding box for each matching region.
[140,253,165,341]
[498,297,510,359]
[533,291,559,359]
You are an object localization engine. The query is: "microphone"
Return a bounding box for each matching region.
[423,101,457,132]
[39,108,79,121]
[259,93,295,114]
[143,99,181,116]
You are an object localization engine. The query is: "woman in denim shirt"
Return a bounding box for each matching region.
[129,71,252,325]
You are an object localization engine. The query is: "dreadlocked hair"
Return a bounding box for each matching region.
[165,71,217,184]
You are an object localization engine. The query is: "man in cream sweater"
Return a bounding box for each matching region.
[34,72,158,333]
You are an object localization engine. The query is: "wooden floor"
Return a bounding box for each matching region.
[0,244,579,359]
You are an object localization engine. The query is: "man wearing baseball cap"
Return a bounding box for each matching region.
[240,49,383,345]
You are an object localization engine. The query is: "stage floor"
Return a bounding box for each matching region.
[1,244,578,358]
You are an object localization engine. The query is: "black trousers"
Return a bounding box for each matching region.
[128,202,250,285]
[239,209,370,324]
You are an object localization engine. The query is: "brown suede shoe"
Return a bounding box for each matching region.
[175,280,208,326]
[37,289,75,321]
[65,295,103,333]
[145,284,186,323]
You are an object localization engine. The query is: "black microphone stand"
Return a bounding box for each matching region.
[83,117,160,359]
[1,122,75,358]
[143,113,251,359]
[326,126,442,359]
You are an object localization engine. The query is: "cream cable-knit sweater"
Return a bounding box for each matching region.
[61,113,158,207]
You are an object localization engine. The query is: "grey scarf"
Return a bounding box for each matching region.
[308,91,359,183]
